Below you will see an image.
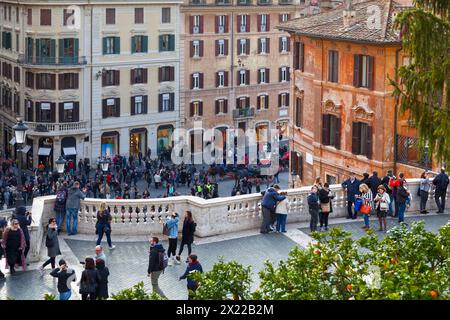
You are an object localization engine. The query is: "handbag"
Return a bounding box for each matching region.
[380,201,389,211]
[320,202,331,212]
[360,203,372,215]
[45,234,53,248]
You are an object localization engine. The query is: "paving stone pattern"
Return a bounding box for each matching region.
[1,233,298,300]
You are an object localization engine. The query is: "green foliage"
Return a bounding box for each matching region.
[111,281,166,300]
[190,257,253,300]
[390,0,450,163]
[43,293,56,300]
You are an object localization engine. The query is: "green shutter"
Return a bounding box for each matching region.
[74,38,79,60]
[103,37,107,55]
[26,38,33,60]
[114,37,120,54]
[58,39,64,63]
[131,36,136,54]
[35,39,41,63]
[143,36,148,53]
[169,35,175,51]
[159,35,163,52]
[50,39,56,63]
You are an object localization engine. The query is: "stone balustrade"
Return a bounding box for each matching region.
[1,179,448,263]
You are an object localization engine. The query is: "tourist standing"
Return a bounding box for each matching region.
[0,218,6,279]
[54,183,68,234]
[1,219,27,274]
[307,186,320,232]
[396,180,410,224]
[318,183,334,231]
[357,184,373,230]
[66,181,86,235]
[367,171,382,198]
[260,185,286,234]
[176,211,196,263]
[40,218,61,274]
[433,168,449,213]
[147,236,167,299]
[95,258,110,300]
[419,171,432,214]
[341,173,361,219]
[12,206,31,258]
[179,254,203,300]
[79,257,100,300]
[95,202,115,250]
[374,185,390,232]
[50,259,76,300]
[275,197,289,233]
[166,212,180,265]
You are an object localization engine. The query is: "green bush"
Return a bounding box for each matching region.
[111,281,166,300]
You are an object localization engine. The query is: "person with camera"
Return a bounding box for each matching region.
[95,202,115,250]
[374,185,390,232]
[318,183,334,231]
[50,259,76,300]
[40,218,61,275]
[165,212,180,266]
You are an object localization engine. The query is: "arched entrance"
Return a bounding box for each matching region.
[38,137,53,170]
[157,125,174,155]
[129,128,148,157]
[101,131,119,157]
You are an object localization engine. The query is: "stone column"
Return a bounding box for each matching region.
[53,137,61,168]
[148,125,157,159]
[119,127,129,157]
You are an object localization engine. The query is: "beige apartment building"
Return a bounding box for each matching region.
[0,0,181,169]
[180,0,313,159]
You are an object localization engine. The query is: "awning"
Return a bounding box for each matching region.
[63,147,77,156]
[21,145,31,154]
[9,137,16,145]
[38,147,52,156]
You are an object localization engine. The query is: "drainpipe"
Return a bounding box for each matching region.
[393,47,401,175]
[89,3,93,162]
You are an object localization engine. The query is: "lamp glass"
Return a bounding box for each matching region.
[101,161,109,172]
[13,121,28,144]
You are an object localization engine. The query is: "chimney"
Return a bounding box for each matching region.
[342,0,356,28]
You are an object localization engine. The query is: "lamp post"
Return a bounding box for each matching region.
[100,158,110,173]
[55,156,67,174]
[12,120,29,205]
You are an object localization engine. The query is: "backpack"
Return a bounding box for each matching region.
[158,250,169,271]
[56,190,66,205]
[162,222,169,236]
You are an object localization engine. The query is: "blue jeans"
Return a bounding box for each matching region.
[276,214,287,232]
[66,208,79,235]
[59,290,71,300]
[55,211,65,231]
[388,194,394,215]
[363,214,370,227]
[96,224,112,247]
[398,203,406,223]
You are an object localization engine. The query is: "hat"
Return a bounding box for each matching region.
[272,184,281,190]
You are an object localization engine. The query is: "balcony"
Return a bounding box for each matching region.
[233,107,255,119]
[18,54,87,67]
[257,0,273,5]
[25,121,88,136]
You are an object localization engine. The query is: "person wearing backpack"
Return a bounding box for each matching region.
[433,167,449,213]
[147,236,168,299]
[39,218,61,275]
[54,183,68,235]
[165,212,180,266]
[176,211,196,263]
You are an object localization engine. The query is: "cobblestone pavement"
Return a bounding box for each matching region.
[0,232,298,300]
[299,213,450,241]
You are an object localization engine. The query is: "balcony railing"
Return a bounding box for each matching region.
[25,121,88,134]
[233,107,255,119]
[238,0,253,5]
[18,178,447,263]
[189,0,207,5]
[216,0,231,4]
[18,54,87,66]
[257,0,273,4]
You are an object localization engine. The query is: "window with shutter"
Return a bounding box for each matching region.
[328,50,339,83]
[352,122,361,155]
[27,8,32,25]
[162,8,170,23]
[40,9,51,26]
[135,8,144,24]
[295,97,302,127]
[106,8,115,25]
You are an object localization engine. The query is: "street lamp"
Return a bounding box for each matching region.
[55,156,67,174]
[100,158,110,172]
[13,120,29,205]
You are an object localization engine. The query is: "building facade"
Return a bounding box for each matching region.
[280,0,427,186]
[0,0,182,169]
[180,0,315,160]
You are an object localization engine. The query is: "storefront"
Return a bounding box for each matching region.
[129,128,147,157]
[61,137,77,163]
[101,131,119,157]
[38,137,53,170]
[157,125,173,155]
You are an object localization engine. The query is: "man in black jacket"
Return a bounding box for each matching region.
[50,259,76,300]
[367,171,382,197]
[147,237,167,299]
[433,168,449,213]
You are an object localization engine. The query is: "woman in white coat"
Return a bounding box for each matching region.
[275,197,289,233]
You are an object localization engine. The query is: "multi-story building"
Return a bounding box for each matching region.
[180,0,312,159]
[0,1,181,169]
[279,0,427,186]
